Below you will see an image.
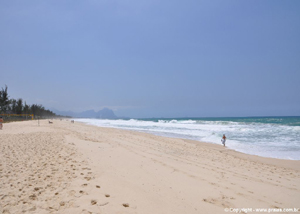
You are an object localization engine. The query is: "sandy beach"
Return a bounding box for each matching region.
[0,120,299,214]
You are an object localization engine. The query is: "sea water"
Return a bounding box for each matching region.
[75,117,300,160]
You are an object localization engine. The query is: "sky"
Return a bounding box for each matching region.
[1,0,300,118]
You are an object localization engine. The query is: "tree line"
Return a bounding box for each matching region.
[0,85,56,118]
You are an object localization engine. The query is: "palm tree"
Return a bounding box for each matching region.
[10,99,17,114]
[16,98,23,114]
[0,85,9,113]
[24,102,30,118]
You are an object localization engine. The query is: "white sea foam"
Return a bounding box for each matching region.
[75,118,300,160]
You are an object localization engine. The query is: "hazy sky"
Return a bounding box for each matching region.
[1,0,300,118]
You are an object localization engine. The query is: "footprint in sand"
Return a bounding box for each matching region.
[91,200,97,205]
[29,194,37,200]
[79,190,88,195]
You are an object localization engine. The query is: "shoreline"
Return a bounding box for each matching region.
[91,124,300,170]
[182,139,300,171]
[1,120,299,213]
[75,117,300,161]
[77,119,300,166]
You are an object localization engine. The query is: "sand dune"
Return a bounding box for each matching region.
[0,120,299,214]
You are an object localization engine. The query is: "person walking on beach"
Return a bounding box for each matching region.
[0,116,3,130]
[221,134,226,146]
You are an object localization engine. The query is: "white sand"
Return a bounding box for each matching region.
[0,120,299,214]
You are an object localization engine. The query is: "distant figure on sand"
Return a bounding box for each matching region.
[0,116,3,130]
[221,134,226,146]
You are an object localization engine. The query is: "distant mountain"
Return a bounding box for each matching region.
[51,108,117,119]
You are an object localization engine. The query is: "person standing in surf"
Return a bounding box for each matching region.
[221,134,226,146]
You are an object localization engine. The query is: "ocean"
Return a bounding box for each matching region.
[75,117,300,160]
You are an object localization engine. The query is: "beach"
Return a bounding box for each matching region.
[0,120,299,214]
